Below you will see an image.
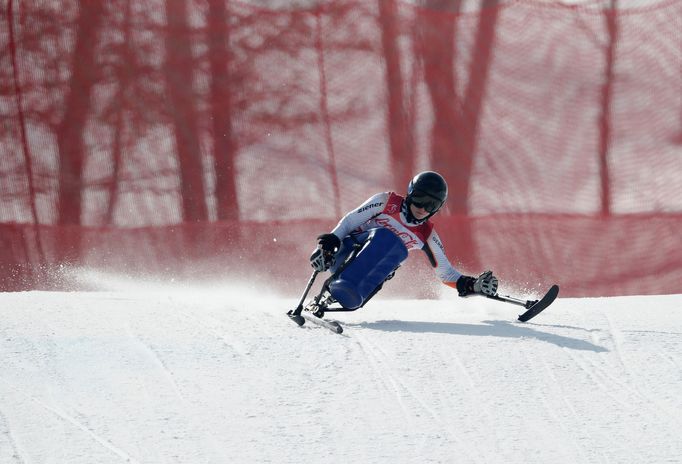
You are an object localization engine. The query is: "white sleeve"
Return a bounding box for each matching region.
[331,192,389,239]
[426,229,463,286]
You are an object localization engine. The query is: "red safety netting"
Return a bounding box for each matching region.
[1,0,681,296]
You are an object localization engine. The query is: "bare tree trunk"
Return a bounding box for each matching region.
[164,0,208,222]
[378,0,414,190]
[454,0,500,213]
[106,96,124,226]
[56,0,105,226]
[416,0,499,271]
[105,0,133,226]
[599,0,618,216]
[417,0,462,207]
[7,0,45,282]
[207,0,239,222]
[54,0,104,268]
[315,11,342,218]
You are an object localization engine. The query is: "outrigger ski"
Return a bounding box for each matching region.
[287,305,344,334]
[301,311,344,334]
[485,284,560,322]
[286,270,346,334]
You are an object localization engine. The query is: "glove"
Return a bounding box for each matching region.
[309,233,341,272]
[456,270,499,297]
[316,233,340,253]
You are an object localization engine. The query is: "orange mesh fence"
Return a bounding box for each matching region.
[1,0,681,296]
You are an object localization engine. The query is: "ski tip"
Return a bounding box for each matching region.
[287,313,305,327]
[333,323,344,334]
[517,284,560,322]
[517,312,537,323]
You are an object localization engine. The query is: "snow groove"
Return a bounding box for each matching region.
[0,409,27,464]
[0,378,140,464]
[536,353,591,464]
[601,310,682,431]
[354,331,483,463]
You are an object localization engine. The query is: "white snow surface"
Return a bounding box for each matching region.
[1,279,681,464]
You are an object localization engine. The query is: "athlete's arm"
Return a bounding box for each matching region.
[330,192,389,239]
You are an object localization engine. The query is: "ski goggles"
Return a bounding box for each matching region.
[409,193,443,213]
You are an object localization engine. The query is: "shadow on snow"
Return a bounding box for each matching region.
[348,319,608,352]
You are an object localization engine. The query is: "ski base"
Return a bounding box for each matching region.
[518,284,560,322]
[301,312,344,334]
[286,309,343,334]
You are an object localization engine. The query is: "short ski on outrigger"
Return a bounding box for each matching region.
[287,270,344,334]
[485,284,560,322]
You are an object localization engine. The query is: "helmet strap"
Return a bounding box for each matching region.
[402,199,430,225]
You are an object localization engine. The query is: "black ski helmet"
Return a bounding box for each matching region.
[405,171,448,221]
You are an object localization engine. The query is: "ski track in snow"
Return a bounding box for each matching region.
[1,377,140,464]
[536,350,591,463]
[353,331,481,463]
[601,310,682,431]
[0,290,681,463]
[0,408,27,464]
[123,326,229,463]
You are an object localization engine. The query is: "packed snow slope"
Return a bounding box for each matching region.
[1,279,681,464]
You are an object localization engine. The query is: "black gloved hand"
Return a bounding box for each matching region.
[456,270,498,297]
[316,233,341,253]
[309,233,341,272]
[456,275,476,297]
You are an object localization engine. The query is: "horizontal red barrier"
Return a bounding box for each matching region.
[2,214,680,297]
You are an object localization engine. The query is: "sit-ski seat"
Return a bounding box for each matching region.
[328,228,408,309]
